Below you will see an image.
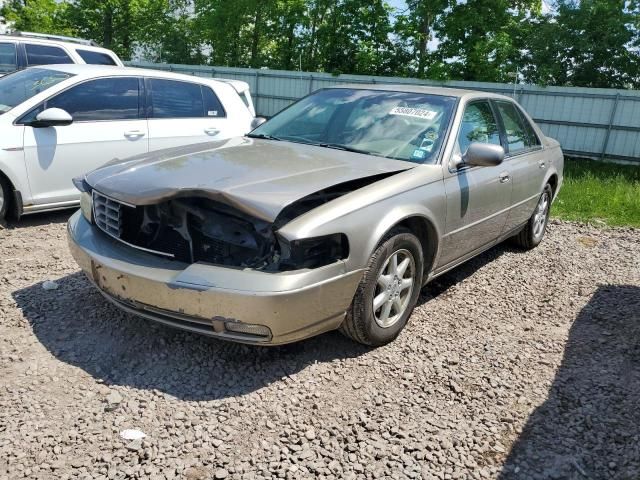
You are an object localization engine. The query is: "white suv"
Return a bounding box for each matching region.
[0,64,258,220]
[0,32,123,76]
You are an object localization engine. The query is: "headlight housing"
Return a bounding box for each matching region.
[279,233,349,270]
[73,177,93,223]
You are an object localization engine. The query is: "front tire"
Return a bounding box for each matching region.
[513,184,553,250]
[341,228,423,346]
[0,176,9,222]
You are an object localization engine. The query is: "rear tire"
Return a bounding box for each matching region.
[0,176,10,222]
[513,184,553,250]
[340,228,423,346]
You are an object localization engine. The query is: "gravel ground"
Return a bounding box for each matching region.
[0,212,639,480]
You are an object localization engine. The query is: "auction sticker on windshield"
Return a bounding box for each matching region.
[389,107,438,120]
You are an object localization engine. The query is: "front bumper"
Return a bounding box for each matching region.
[67,211,363,345]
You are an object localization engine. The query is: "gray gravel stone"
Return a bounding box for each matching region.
[0,213,639,480]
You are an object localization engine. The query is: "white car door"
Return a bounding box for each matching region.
[21,76,148,205]
[146,78,235,151]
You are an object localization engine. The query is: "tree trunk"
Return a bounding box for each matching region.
[417,14,430,78]
[103,4,114,49]
[250,1,263,68]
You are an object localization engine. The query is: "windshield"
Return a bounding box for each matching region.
[251,88,457,163]
[0,68,74,115]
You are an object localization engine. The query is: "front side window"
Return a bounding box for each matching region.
[23,77,140,122]
[494,101,530,154]
[149,79,225,118]
[251,88,457,164]
[456,101,502,155]
[0,43,18,74]
[25,44,73,66]
[0,68,73,115]
[76,49,117,66]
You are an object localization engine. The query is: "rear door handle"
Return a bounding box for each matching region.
[124,130,145,138]
[499,172,511,183]
[204,128,220,136]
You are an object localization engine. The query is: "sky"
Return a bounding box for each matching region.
[389,0,408,11]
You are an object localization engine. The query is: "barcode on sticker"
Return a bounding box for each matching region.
[389,107,437,120]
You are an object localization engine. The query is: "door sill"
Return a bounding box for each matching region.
[22,200,79,215]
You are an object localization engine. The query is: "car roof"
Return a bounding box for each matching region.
[327,84,514,101]
[35,64,249,90]
[0,34,115,53]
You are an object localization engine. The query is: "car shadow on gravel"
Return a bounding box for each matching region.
[499,284,640,479]
[3,209,75,229]
[12,272,371,401]
[419,242,515,304]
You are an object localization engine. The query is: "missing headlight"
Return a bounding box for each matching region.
[279,233,349,270]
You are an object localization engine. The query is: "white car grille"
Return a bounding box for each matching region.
[93,191,123,238]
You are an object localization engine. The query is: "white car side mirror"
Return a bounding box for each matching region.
[31,108,73,128]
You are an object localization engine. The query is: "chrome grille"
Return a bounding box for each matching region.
[93,191,123,238]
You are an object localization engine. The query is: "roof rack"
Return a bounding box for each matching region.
[9,31,101,47]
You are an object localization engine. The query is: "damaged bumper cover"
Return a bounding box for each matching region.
[67,211,363,345]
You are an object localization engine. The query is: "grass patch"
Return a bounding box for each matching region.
[552,158,640,227]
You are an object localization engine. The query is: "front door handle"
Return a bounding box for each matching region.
[124,130,145,139]
[499,172,511,183]
[204,128,220,136]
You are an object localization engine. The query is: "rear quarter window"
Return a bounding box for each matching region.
[25,44,73,66]
[76,49,117,66]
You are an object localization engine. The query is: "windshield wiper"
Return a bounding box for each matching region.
[247,133,282,141]
[318,143,372,155]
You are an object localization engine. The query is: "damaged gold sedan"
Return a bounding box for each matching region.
[68,86,563,346]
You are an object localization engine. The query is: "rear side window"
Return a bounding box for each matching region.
[517,107,541,148]
[0,43,18,74]
[457,101,502,155]
[25,44,73,66]
[149,79,225,118]
[76,49,117,66]
[44,77,140,121]
[494,101,530,154]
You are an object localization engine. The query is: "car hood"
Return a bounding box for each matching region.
[85,137,416,223]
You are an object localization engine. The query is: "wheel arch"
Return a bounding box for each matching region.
[369,210,441,279]
[547,172,559,197]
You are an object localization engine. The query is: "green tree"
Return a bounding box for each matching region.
[136,0,205,64]
[1,0,72,35]
[434,0,542,82]
[64,0,140,59]
[393,0,448,78]
[523,0,640,88]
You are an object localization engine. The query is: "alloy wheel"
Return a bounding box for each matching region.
[373,248,416,328]
[533,191,550,239]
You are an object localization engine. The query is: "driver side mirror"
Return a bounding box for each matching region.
[250,116,267,130]
[29,108,73,128]
[453,142,505,169]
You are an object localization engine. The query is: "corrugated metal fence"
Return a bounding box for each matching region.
[127,61,640,163]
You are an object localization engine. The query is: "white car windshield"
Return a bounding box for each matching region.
[250,88,457,164]
[0,68,74,115]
